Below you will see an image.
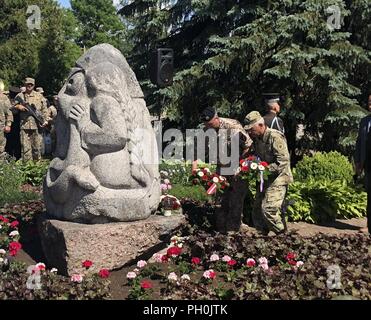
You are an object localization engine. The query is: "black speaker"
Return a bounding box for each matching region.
[150,48,174,87]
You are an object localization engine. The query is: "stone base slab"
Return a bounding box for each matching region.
[37,214,186,276]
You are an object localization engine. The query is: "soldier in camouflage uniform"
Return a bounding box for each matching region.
[0,80,13,158]
[12,78,48,161]
[244,111,293,235]
[192,106,253,233]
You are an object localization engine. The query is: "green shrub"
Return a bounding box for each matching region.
[286,180,366,223]
[168,184,210,202]
[15,160,50,186]
[293,151,353,184]
[0,160,40,207]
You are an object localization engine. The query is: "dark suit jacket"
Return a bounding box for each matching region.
[263,111,285,133]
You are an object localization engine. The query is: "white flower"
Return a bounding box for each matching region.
[164,179,170,184]
[36,262,46,270]
[0,249,6,255]
[197,171,204,177]
[177,243,183,248]
[222,255,231,262]
[210,254,220,262]
[258,257,268,265]
[0,225,2,230]
[50,268,58,273]
[133,268,140,273]
[0,257,3,263]
[27,265,38,275]
[250,163,258,170]
[181,274,190,282]
[296,261,304,268]
[212,177,219,183]
[168,272,178,282]
[219,176,226,182]
[9,230,19,237]
[260,263,269,271]
[152,253,164,263]
[137,260,147,268]
[71,274,83,283]
[127,272,137,279]
[203,269,216,279]
[203,168,210,173]
[258,165,265,171]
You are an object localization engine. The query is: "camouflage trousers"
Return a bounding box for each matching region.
[0,131,6,154]
[215,176,248,233]
[20,129,42,161]
[0,131,8,160]
[252,183,287,234]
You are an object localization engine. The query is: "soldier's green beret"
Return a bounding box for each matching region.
[201,106,217,122]
[24,77,35,85]
[244,111,263,130]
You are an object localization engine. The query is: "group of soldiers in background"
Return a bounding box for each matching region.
[192,94,289,236]
[0,77,58,161]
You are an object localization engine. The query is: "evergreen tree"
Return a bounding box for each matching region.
[0,0,81,94]
[120,0,371,158]
[71,0,129,53]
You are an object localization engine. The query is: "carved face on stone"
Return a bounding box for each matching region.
[44,44,161,223]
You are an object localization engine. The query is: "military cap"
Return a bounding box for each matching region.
[36,87,44,93]
[24,77,35,85]
[201,106,217,122]
[244,111,264,130]
[263,92,280,104]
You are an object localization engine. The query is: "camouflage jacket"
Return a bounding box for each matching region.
[0,93,13,129]
[13,91,48,130]
[195,117,252,171]
[219,117,253,153]
[253,128,293,186]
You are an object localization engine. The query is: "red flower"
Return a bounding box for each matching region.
[201,175,209,181]
[141,280,152,289]
[209,271,216,279]
[239,159,246,165]
[286,252,296,261]
[191,257,201,265]
[161,255,169,263]
[260,161,269,167]
[10,221,19,228]
[82,260,93,269]
[241,166,249,172]
[167,246,182,257]
[172,202,180,210]
[246,259,256,267]
[98,269,110,278]
[207,182,213,187]
[9,241,22,256]
[0,216,9,223]
[227,259,237,267]
[247,156,255,161]
[288,260,297,266]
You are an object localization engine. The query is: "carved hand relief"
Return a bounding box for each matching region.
[44,44,161,223]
